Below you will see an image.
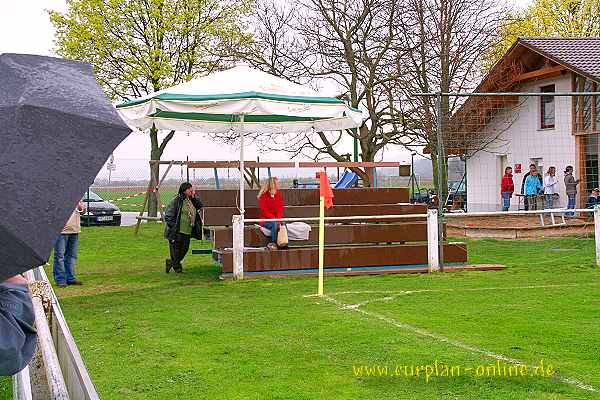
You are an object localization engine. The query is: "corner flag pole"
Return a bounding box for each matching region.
[318,195,325,296]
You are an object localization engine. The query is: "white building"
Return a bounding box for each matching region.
[464,38,600,211]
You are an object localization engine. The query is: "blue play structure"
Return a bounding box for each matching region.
[334,170,359,188]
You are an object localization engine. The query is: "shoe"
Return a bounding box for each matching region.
[165,259,172,274]
[68,280,83,286]
[267,243,278,250]
[57,283,67,288]
[174,267,183,274]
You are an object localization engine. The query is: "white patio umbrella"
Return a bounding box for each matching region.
[116,64,363,216]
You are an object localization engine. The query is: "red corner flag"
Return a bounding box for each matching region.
[316,172,334,209]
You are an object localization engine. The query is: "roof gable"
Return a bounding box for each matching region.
[519,37,600,83]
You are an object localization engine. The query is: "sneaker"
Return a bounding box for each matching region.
[68,280,83,286]
[165,259,172,274]
[174,267,183,274]
[267,243,278,251]
[57,283,68,288]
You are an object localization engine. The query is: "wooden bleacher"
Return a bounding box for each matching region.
[195,188,470,278]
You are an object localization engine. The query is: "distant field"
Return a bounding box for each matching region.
[94,190,178,212]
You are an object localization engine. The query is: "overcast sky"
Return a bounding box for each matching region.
[1,0,531,168]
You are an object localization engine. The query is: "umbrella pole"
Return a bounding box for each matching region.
[233,116,245,280]
[239,115,245,216]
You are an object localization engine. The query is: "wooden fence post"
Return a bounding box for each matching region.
[427,209,440,272]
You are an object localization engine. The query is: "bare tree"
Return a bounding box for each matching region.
[395,0,508,194]
[229,0,410,186]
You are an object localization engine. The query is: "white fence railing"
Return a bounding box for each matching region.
[14,267,99,400]
[230,208,599,280]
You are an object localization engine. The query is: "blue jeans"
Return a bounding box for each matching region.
[501,192,511,211]
[264,222,280,243]
[53,234,79,284]
[566,193,576,217]
[545,194,553,209]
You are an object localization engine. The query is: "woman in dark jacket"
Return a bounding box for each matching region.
[164,182,203,273]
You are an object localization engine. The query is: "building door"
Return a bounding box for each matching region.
[500,155,508,175]
[531,158,543,175]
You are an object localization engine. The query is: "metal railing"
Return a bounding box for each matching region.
[230,207,600,280]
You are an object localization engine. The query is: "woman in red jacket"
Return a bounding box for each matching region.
[258,177,285,249]
[501,166,514,211]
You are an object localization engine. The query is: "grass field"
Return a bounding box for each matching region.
[94,190,178,212]
[1,224,600,399]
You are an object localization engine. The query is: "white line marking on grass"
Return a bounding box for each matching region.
[319,294,600,394]
[306,282,600,298]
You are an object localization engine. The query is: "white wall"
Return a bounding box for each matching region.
[466,74,576,211]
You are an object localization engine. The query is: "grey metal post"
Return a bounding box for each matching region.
[411,152,416,203]
[595,206,600,267]
[436,92,445,271]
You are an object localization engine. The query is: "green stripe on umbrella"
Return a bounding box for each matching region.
[148,109,328,123]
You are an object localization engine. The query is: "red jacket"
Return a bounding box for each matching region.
[258,191,284,226]
[501,174,514,193]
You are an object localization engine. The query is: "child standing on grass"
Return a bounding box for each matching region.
[500,166,514,211]
[564,166,580,217]
[544,166,558,209]
[524,169,543,211]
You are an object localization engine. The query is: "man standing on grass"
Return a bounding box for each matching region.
[53,201,86,288]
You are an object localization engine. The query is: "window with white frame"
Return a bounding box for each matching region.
[540,84,555,129]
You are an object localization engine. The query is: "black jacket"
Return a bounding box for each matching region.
[0,283,37,376]
[164,194,203,241]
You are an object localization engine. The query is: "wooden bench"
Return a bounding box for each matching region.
[212,222,432,248]
[193,187,467,278]
[196,187,410,208]
[202,204,426,227]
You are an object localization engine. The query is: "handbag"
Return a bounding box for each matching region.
[277,224,289,247]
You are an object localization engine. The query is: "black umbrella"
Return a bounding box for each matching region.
[0,54,131,281]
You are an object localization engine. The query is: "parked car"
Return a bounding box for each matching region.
[446,180,467,211]
[81,190,121,226]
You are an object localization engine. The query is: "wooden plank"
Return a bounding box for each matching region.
[196,188,410,207]
[33,267,100,400]
[212,222,429,248]
[220,243,467,272]
[187,161,406,169]
[203,204,426,226]
[221,264,505,279]
[515,65,566,82]
[13,366,33,400]
[23,271,70,400]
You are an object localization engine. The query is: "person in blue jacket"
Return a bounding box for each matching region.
[0,275,37,376]
[524,169,544,211]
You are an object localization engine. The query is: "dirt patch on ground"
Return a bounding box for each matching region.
[446,215,594,239]
[447,215,591,229]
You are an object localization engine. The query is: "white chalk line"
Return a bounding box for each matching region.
[304,282,600,300]
[317,294,600,394]
[340,282,600,309]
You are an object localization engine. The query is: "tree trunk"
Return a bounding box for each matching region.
[430,147,448,205]
[149,127,161,217]
[148,126,175,217]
